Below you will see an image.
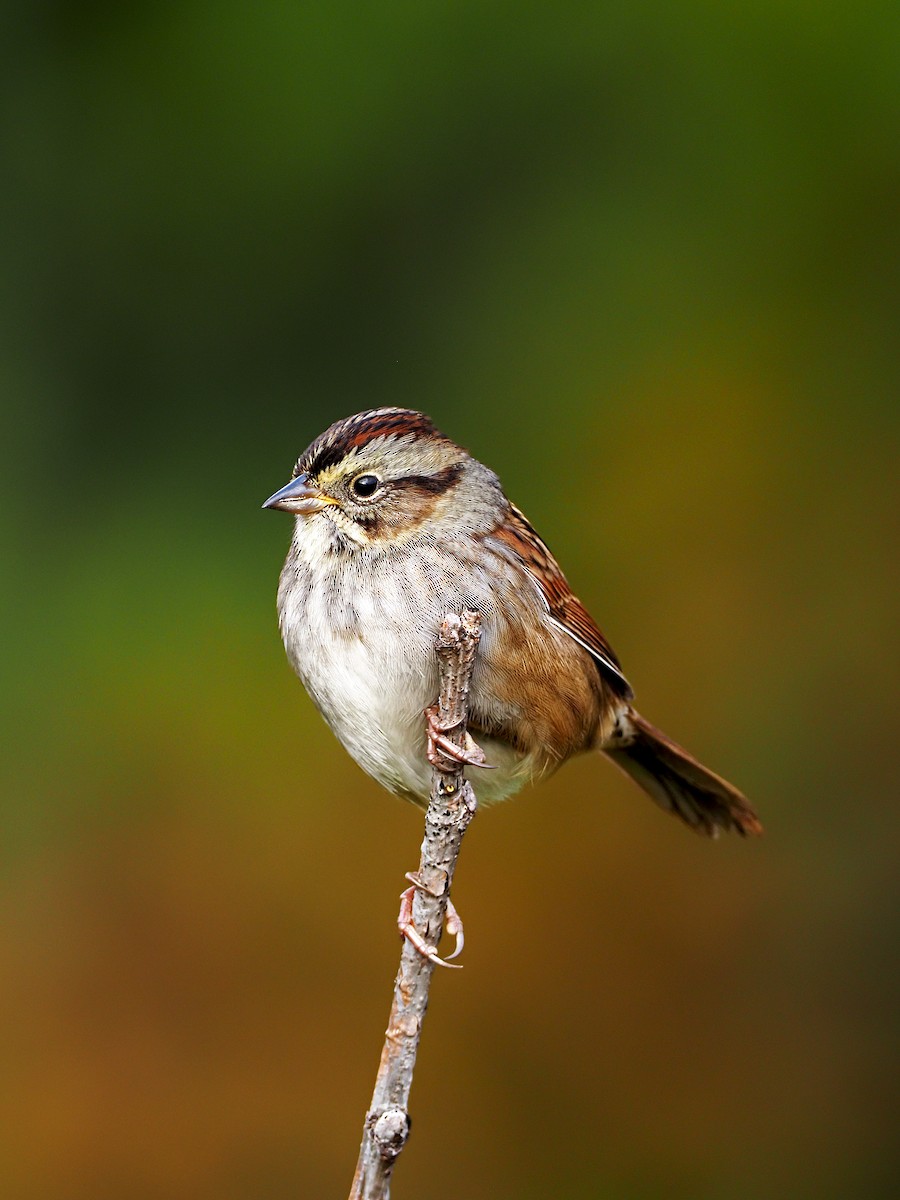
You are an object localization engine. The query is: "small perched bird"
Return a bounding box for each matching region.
[264,408,761,840]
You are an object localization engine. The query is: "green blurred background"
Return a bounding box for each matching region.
[2,3,898,1198]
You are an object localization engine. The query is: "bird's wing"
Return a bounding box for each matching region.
[488,503,634,700]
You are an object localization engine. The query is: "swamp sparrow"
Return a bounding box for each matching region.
[264,408,761,838]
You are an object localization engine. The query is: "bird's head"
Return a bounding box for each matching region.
[263,408,502,549]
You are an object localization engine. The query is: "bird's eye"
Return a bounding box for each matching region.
[351,474,380,498]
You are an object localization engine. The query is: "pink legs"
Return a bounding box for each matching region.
[424,705,494,772]
[397,707,491,967]
[397,879,465,970]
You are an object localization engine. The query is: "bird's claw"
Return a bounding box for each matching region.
[397,882,465,969]
[443,898,464,960]
[425,706,495,771]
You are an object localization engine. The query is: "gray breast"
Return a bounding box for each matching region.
[276,525,540,803]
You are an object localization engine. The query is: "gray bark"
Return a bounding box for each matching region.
[349,611,481,1200]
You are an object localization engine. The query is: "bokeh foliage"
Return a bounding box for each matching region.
[2,4,898,1198]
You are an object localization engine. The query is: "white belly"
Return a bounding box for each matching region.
[276,527,535,804]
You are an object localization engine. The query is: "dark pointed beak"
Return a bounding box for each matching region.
[261,472,334,514]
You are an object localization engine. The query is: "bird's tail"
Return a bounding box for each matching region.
[603,709,762,837]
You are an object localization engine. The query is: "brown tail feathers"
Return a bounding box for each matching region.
[604,710,762,837]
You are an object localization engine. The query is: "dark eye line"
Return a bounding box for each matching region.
[348,461,463,501]
[393,463,464,496]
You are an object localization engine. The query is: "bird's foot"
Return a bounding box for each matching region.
[397,875,465,969]
[425,706,494,772]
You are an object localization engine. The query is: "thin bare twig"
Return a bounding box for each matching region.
[349,610,481,1200]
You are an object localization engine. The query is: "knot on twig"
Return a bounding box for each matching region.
[370,1107,410,1162]
[436,609,481,656]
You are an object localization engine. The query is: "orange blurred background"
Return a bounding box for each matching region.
[2,4,898,1198]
